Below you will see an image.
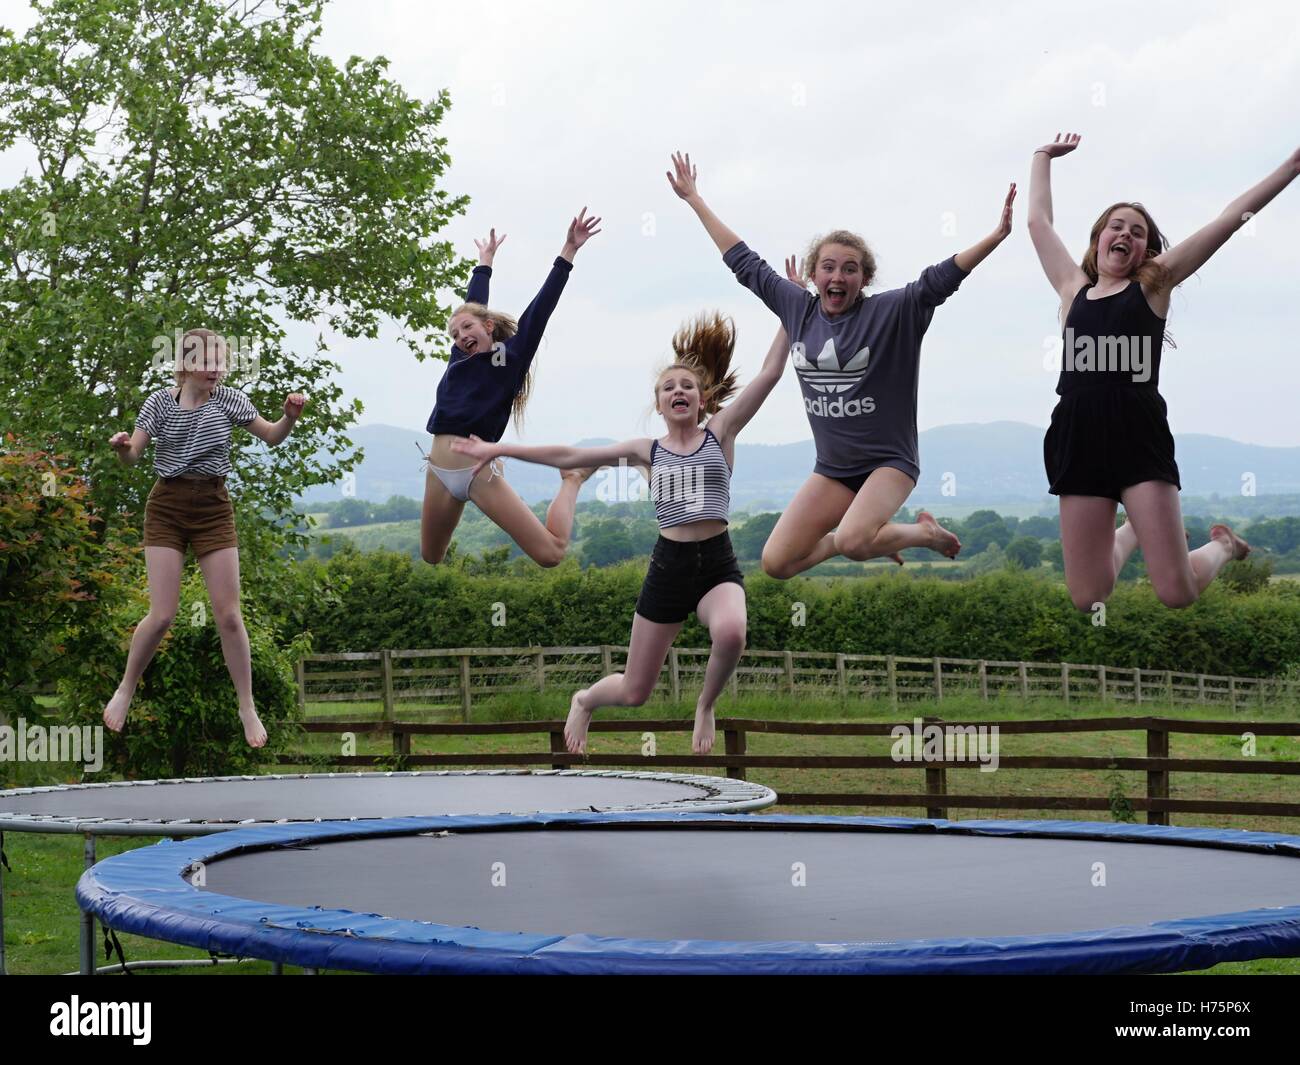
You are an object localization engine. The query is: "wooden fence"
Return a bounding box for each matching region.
[296,646,1300,720]
[279,715,1300,826]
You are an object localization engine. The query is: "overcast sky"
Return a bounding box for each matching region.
[3,0,1298,447]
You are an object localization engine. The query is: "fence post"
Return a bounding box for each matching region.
[393,723,411,761]
[669,647,681,703]
[536,649,546,693]
[979,660,988,701]
[549,728,566,771]
[932,657,942,701]
[1099,665,1107,702]
[1165,669,1173,705]
[601,644,612,676]
[381,650,395,722]
[1146,725,1169,827]
[1018,662,1029,700]
[1134,668,1142,705]
[459,654,471,722]
[1061,663,1070,704]
[784,651,795,695]
[887,655,898,710]
[295,659,306,714]
[725,726,747,781]
[1197,674,1205,704]
[1229,676,1237,712]
[923,716,947,820]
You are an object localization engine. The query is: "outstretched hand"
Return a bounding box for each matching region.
[994,183,1017,239]
[283,393,307,419]
[475,228,507,266]
[565,207,602,253]
[109,431,131,452]
[1036,132,1081,158]
[450,433,497,477]
[666,151,700,201]
[784,254,804,287]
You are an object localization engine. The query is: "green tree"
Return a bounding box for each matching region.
[581,519,635,567]
[961,510,1012,555]
[1005,535,1043,570]
[732,512,780,560]
[0,0,469,565]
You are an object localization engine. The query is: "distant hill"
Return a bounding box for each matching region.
[299,421,1300,512]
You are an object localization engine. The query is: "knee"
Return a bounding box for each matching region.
[1155,585,1198,610]
[761,548,794,580]
[622,679,655,706]
[147,609,177,631]
[534,545,565,569]
[421,544,447,565]
[1068,587,1111,613]
[835,524,883,562]
[712,622,747,656]
[214,609,245,635]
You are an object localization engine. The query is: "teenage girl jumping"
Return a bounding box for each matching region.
[454,319,791,755]
[668,151,1015,578]
[421,211,600,566]
[1028,134,1297,609]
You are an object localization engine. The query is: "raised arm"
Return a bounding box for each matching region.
[953,183,1016,273]
[1156,147,1299,288]
[667,151,743,254]
[1026,133,1090,300]
[108,428,150,465]
[707,326,790,446]
[245,393,306,446]
[452,434,652,475]
[465,227,505,305]
[512,208,601,357]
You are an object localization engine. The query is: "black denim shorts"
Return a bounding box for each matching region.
[634,531,745,625]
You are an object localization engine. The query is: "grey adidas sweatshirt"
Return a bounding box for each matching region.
[723,241,967,482]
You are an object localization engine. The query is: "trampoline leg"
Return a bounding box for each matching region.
[271,962,283,975]
[79,834,97,977]
[0,830,7,976]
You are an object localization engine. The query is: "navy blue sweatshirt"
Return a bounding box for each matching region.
[426,257,573,440]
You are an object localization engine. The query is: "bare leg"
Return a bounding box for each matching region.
[1059,495,1121,610]
[1122,481,1245,608]
[198,547,265,747]
[1113,519,1140,575]
[760,475,854,579]
[566,612,683,753]
[834,467,961,560]
[692,582,747,754]
[419,463,467,564]
[104,546,184,731]
[471,467,593,568]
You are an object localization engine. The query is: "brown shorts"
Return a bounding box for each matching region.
[142,476,238,557]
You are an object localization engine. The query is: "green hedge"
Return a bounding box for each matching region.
[282,547,1300,677]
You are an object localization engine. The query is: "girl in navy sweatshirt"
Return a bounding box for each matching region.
[421,210,600,565]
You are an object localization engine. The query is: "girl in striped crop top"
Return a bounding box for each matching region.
[454,316,790,757]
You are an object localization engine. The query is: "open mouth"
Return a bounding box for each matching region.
[1110,242,1130,257]
[826,286,847,307]
[671,397,689,412]
[463,338,478,353]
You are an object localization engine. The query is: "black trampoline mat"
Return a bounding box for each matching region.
[0,774,718,822]
[205,829,1300,943]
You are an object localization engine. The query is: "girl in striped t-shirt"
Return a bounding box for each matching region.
[454,316,790,756]
[105,329,307,748]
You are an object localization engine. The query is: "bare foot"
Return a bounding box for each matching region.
[692,705,716,755]
[1210,523,1251,561]
[917,511,961,558]
[889,552,905,566]
[239,706,268,748]
[103,688,132,732]
[565,689,593,754]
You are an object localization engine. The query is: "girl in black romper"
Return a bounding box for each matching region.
[1028,133,1297,610]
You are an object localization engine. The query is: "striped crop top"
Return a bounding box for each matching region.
[649,428,731,528]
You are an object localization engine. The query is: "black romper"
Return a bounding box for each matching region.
[1043,280,1181,502]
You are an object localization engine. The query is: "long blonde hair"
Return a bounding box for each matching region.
[449,302,529,431]
[1081,202,1172,291]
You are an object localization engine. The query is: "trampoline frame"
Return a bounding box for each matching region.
[76,813,1300,976]
[0,769,774,975]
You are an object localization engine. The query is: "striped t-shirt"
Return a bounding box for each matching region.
[649,429,732,528]
[135,386,259,477]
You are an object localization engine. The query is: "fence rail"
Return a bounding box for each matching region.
[295,646,1300,720]
[280,715,1300,826]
